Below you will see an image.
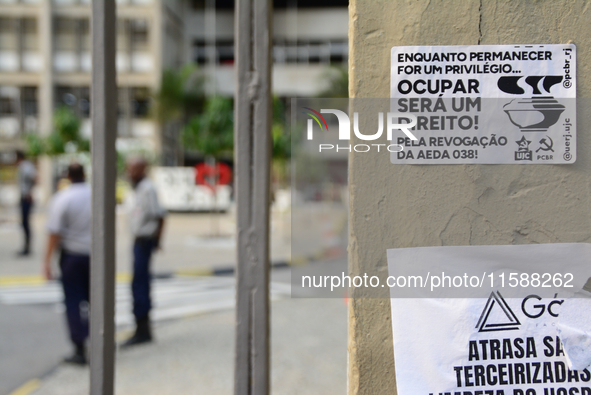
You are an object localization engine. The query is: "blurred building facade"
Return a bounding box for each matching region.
[0,0,184,164]
[0,0,348,168]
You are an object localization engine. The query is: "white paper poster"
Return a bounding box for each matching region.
[390,44,576,164]
[388,244,591,395]
[151,167,232,211]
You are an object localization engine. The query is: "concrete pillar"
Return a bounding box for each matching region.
[347,1,591,393]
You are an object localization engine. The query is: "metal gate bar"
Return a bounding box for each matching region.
[90,0,117,394]
[234,0,273,394]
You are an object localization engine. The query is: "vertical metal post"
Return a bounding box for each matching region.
[38,0,53,204]
[76,19,83,72]
[205,0,217,93]
[90,0,117,394]
[16,18,23,72]
[234,0,273,394]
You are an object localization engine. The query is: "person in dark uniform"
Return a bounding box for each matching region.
[15,150,37,256]
[121,157,166,347]
[43,163,91,365]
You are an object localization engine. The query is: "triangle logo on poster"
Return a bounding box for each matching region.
[476,291,521,332]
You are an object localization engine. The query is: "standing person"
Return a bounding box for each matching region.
[43,163,91,365]
[15,150,37,256]
[122,157,166,347]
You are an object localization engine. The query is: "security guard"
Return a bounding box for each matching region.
[43,163,91,364]
[15,150,37,256]
[122,157,166,347]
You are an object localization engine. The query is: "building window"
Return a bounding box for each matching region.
[0,97,15,116]
[0,18,39,52]
[116,19,129,52]
[53,18,88,52]
[54,18,77,51]
[130,19,149,51]
[52,0,90,4]
[0,86,38,118]
[22,87,37,116]
[55,86,90,118]
[190,0,234,10]
[118,18,150,53]
[191,0,349,9]
[54,19,89,71]
[80,19,90,52]
[193,39,234,66]
[0,86,17,116]
[273,0,348,7]
[193,41,206,65]
[274,40,348,64]
[131,87,151,117]
[192,39,348,66]
[22,18,38,51]
[118,87,151,119]
[0,18,17,51]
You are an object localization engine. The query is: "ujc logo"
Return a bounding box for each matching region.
[303,108,419,141]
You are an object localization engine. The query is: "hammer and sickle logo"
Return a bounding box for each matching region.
[536,136,554,152]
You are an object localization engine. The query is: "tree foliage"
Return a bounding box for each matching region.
[45,130,65,156]
[25,133,45,158]
[182,96,292,164]
[153,64,204,124]
[316,66,349,98]
[53,106,81,143]
[182,96,234,159]
[272,98,290,160]
[25,106,88,157]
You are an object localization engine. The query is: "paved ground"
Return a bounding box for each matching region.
[0,203,346,278]
[25,292,347,395]
[0,303,69,395]
[0,276,291,329]
[0,202,349,395]
[0,208,291,278]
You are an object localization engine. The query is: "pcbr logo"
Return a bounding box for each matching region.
[303,107,418,153]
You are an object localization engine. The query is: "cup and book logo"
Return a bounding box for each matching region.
[499,76,565,133]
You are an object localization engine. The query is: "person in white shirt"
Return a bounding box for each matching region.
[121,157,166,347]
[15,150,37,256]
[44,163,91,365]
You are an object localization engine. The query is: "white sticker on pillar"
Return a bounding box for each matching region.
[387,244,591,395]
[390,44,576,164]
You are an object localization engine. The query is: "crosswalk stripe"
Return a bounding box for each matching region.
[0,276,291,325]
